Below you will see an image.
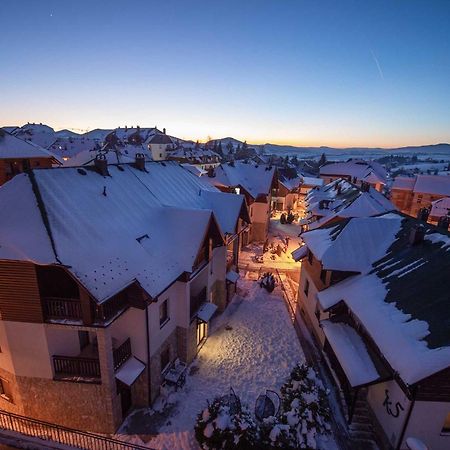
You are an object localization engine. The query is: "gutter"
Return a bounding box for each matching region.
[145,303,152,405]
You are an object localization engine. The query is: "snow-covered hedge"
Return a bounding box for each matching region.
[195,397,258,450]
[263,363,331,449]
[195,364,331,450]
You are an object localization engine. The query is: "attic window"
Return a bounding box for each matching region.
[136,234,149,243]
[77,168,87,176]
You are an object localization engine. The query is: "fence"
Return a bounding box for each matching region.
[0,409,151,450]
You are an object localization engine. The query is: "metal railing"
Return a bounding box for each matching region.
[113,338,132,371]
[0,409,151,450]
[53,355,101,379]
[43,297,82,321]
[94,295,128,323]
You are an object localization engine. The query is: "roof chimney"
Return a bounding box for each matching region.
[417,207,430,222]
[409,224,425,246]
[163,128,166,134]
[135,153,145,171]
[94,154,109,176]
[437,215,450,231]
[360,181,370,192]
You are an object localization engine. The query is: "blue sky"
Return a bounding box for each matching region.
[1,0,449,147]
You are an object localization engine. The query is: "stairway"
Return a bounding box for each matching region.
[348,390,380,450]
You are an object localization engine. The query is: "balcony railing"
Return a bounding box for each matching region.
[190,287,207,318]
[53,355,101,380]
[94,294,128,323]
[113,338,131,371]
[43,297,82,321]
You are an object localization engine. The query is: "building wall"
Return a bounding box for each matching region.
[148,143,169,161]
[390,188,413,214]
[0,157,53,186]
[402,400,450,450]
[410,192,447,218]
[250,201,270,242]
[367,380,411,449]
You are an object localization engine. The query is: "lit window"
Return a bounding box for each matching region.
[159,299,169,327]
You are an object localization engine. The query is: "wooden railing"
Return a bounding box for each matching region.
[43,297,82,321]
[94,294,128,323]
[190,287,207,318]
[113,338,131,371]
[0,409,152,450]
[53,356,101,380]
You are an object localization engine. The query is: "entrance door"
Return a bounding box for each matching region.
[117,381,132,418]
[197,322,207,346]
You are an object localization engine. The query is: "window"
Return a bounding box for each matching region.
[307,250,313,265]
[159,299,169,327]
[320,269,327,284]
[303,279,310,297]
[442,413,450,434]
[0,378,12,402]
[160,347,171,373]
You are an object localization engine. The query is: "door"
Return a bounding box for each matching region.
[117,381,132,418]
[197,321,207,346]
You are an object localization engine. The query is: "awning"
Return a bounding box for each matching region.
[226,270,240,283]
[115,357,146,386]
[197,302,218,323]
[292,245,308,261]
[321,320,380,387]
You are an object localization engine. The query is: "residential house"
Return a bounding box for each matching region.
[203,161,277,243]
[391,174,450,219]
[0,129,60,186]
[429,197,450,226]
[167,146,221,170]
[320,159,387,192]
[300,178,395,231]
[0,159,248,434]
[294,212,450,450]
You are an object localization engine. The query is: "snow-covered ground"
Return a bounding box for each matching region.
[118,278,304,450]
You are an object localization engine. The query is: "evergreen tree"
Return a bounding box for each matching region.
[217,141,223,157]
[242,141,248,152]
[226,141,234,155]
[318,153,327,166]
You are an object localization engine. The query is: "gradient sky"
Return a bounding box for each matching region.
[1,0,449,147]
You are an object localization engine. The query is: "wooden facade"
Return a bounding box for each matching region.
[0,157,53,186]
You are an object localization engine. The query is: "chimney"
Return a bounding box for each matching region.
[417,207,430,222]
[336,184,342,195]
[135,153,145,171]
[438,215,450,230]
[360,181,370,192]
[409,224,425,246]
[94,154,109,176]
[163,128,166,134]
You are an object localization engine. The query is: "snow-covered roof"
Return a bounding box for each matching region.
[316,214,450,385]
[301,176,324,187]
[48,137,101,158]
[302,214,402,272]
[305,179,395,229]
[392,174,450,196]
[0,162,247,302]
[0,130,60,161]
[321,320,380,387]
[115,357,146,386]
[430,197,450,218]
[320,159,387,185]
[148,133,173,145]
[13,123,57,149]
[207,162,276,199]
[181,164,208,177]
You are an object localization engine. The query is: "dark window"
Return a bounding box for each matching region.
[160,347,171,373]
[304,279,310,297]
[320,269,327,284]
[0,378,12,402]
[159,299,169,327]
[307,250,313,265]
[78,331,90,350]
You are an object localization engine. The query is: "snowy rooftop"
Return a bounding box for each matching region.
[315,214,450,385]
[207,162,276,199]
[391,176,416,191]
[0,162,248,302]
[0,130,60,161]
[305,178,395,229]
[319,159,387,184]
[430,196,450,218]
[392,174,450,196]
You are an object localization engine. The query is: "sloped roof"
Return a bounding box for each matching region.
[148,133,173,144]
[430,197,450,218]
[316,214,450,385]
[0,162,247,302]
[392,176,416,191]
[320,159,387,184]
[413,174,450,196]
[13,123,57,149]
[0,131,60,161]
[208,162,276,199]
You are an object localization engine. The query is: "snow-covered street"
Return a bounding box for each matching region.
[118,278,304,450]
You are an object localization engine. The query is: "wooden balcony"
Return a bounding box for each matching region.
[113,338,131,371]
[42,297,82,321]
[53,355,101,381]
[93,294,128,323]
[190,287,207,318]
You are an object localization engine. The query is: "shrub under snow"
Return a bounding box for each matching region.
[195,397,258,450]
